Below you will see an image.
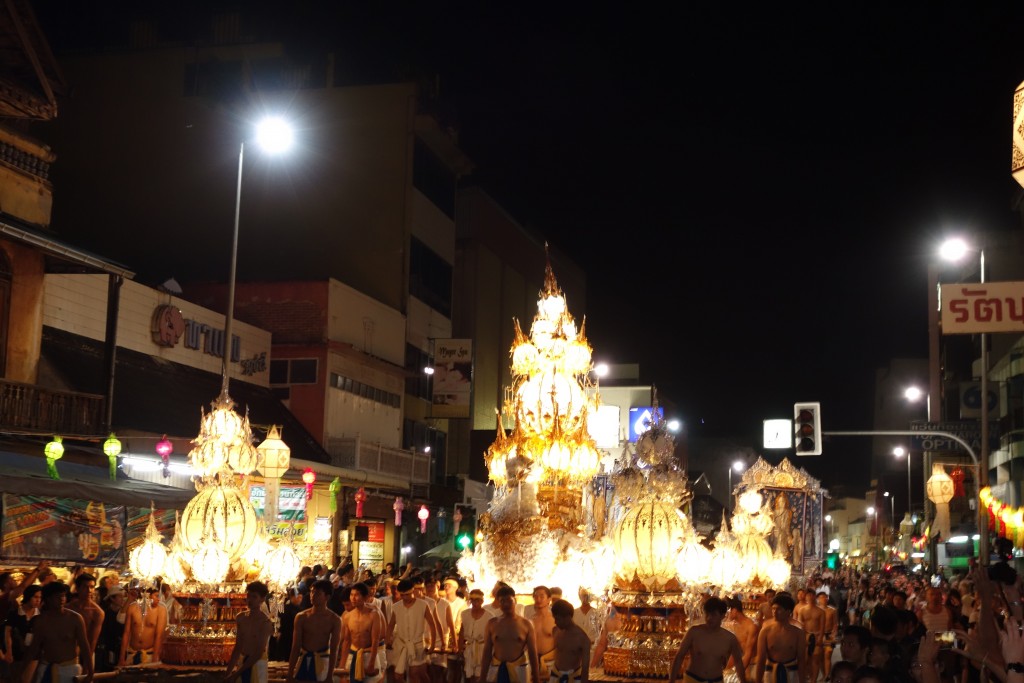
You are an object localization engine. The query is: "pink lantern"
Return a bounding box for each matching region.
[156,435,173,478]
[393,497,405,526]
[453,506,463,535]
[418,505,429,534]
[354,486,367,519]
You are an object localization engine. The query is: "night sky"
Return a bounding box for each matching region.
[32,2,1024,488]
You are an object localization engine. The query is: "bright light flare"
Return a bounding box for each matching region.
[904,386,923,402]
[893,446,906,457]
[255,117,294,154]
[939,238,969,262]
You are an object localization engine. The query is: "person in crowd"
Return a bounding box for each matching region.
[819,591,839,681]
[287,579,342,683]
[548,600,590,683]
[830,660,857,683]
[668,596,747,683]
[159,583,183,623]
[0,563,48,621]
[840,625,873,668]
[96,584,125,674]
[724,596,757,680]
[757,589,777,627]
[525,587,556,676]
[272,588,304,662]
[754,592,806,683]
[423,579,455,683]
[224,581,274,683]
[480,585,539,683]
[120,586,167,666]
[341,583,384,683]
[589,605,622,669]
[387,578,437,683]
[572,589,604,646]
[5,585,41,682]
[21,581,93,683]
[458,589,494,683]
[66,573,104,658]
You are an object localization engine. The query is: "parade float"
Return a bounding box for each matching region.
[126,393,305,665]
[457,259,799,678]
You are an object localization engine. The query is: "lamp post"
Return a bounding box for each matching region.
[727,459,744,511]
[884,491,895,535]
[825,513,835,547]
[867,506,877,570]
[939,237,990,565]
[894,446,911,520]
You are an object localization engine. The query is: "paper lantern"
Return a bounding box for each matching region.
[394,497,405,526]
[302,468,315,500]
[103,433,122,480]
[156,435,172,478]
[354,486,367,518]
[262,540,301,589]
[613,501,689,590]
[179,484,259,562]
[192,536,230,586]
[453,506,463,535]
[129,509,168,581]
[927,463,955,541]
[44,436,63,480]
[418,505,429,534]
[257,426,291,522]
[329,477,341,514]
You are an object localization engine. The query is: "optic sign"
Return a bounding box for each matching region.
[628,406,663,443]
[940,281,1024,334]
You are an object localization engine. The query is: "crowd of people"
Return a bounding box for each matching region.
[3,548,1024,683]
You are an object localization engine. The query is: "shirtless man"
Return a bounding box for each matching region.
[21,582,93,683]
[724,597,757,680]
[797,591,825,683]
[66,573,104,661]
[480,585,540,683]
[548,600,589,683]
[668,597,747,683]
[756,590,776,629]
[224,581,274,683]
[342,583,383,683]
[289,579,343,683]
[120,587,167,666]
[458,590,494,683]
[526,587,555,676]
[817,593,837,681]
[754,594,806,683]
[388,578,438,683]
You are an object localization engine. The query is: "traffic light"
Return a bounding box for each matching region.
[825,551,839,570]
[455,517,475,552]
[793,402,822,455]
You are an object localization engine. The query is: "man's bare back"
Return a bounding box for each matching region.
[552,620,589,682]
[725,613,757,671]
[670,623,745,683]
[755,620,806,683]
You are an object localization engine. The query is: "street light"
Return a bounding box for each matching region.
[727,459,744,511]
[938,237,990,565]
[825,513,835,546]
[884,491,895,532]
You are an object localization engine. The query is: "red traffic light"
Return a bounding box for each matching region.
[793,402,822,455]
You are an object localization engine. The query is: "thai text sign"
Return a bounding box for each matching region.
[249,485,307,521]
[940,281,1024,334]
[909,420,1000,454]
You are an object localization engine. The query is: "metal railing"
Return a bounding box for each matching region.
[325,436,432,484]
[0,379,105,435]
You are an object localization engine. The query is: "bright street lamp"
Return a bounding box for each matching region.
[904,386,924,403]
[884,491,895,532]
[825,513,835,545]
[893,445,912,522]
[939,237,989,565]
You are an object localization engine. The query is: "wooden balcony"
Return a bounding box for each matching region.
[0,379,105,435]
[326,436,432,485]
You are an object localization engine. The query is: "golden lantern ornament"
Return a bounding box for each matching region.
[129,508,168,582]
[927,463,955,541]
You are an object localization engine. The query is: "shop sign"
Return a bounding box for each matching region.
[355,520,385,573]
[2,495,125,566]
[249,485,307,521]
[940,281,1024,334]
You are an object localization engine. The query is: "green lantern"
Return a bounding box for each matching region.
[44,436,64,480]
[329,477,341,513]
[103,433,122,480]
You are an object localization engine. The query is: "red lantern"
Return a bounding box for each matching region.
[393,497,405,526]
[418,505,429,534]
[156,435,173,478]
[950,466,965,497]
[302,467,316,500]
[354,486,367,519]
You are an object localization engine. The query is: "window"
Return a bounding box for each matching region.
[405,344,432,400]
[412,138,455,219]
[270,358,319,385]
[409,237,452,317]
[330,373,400,408]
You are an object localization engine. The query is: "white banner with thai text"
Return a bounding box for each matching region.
[940,281,1024,334]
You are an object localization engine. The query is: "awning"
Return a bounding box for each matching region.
[421,542,461,560]
[0,451,194,508]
